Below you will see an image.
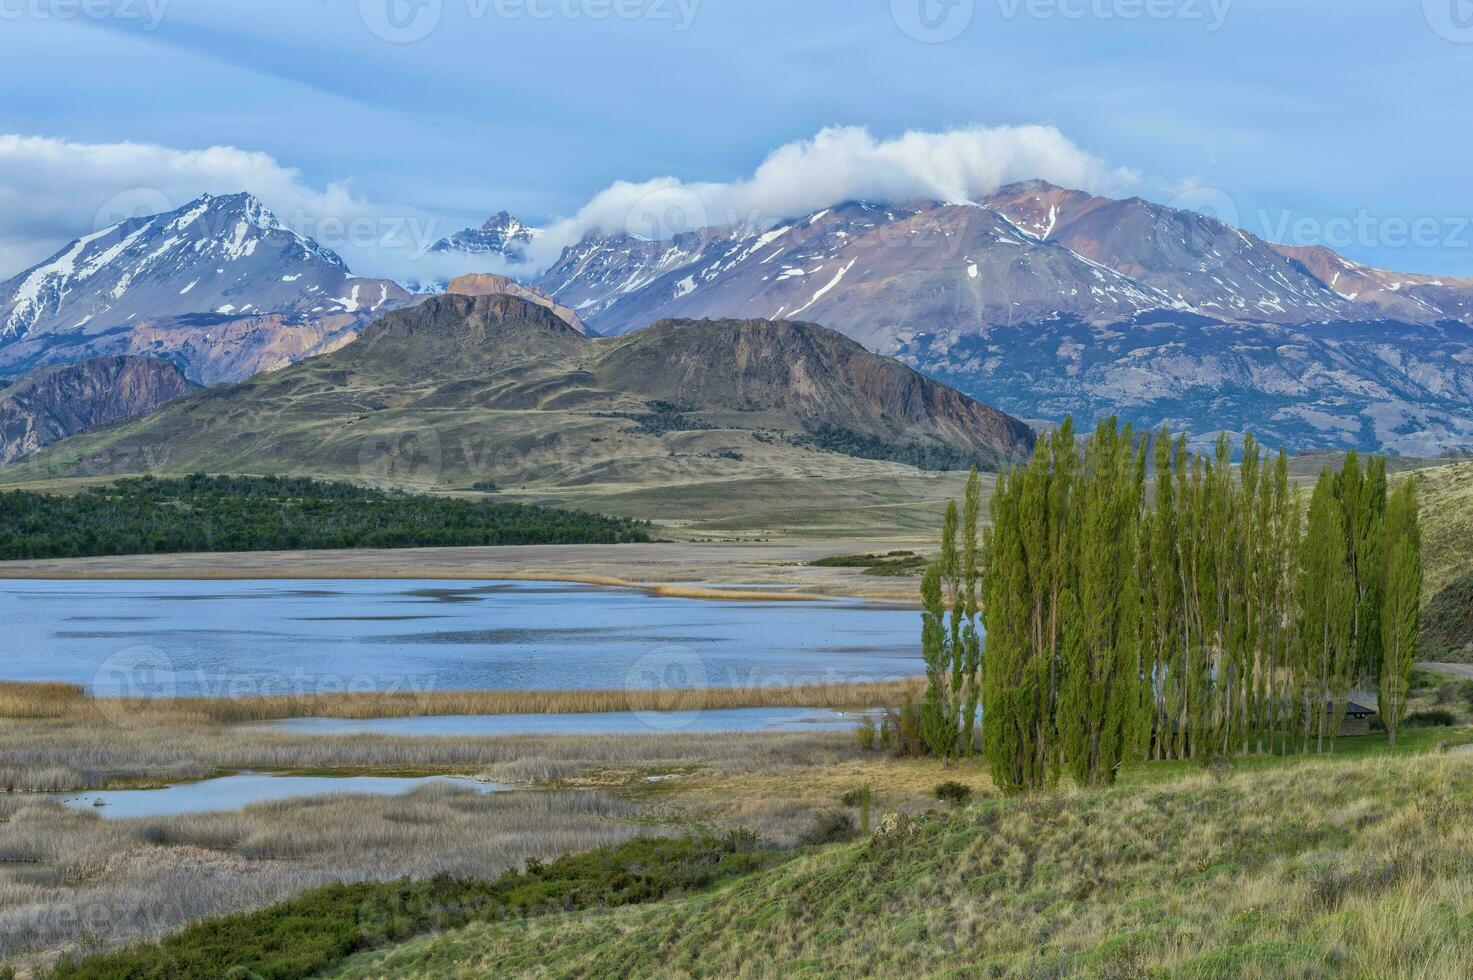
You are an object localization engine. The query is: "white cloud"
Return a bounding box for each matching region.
[525,124,1140,267]
[0,125,1139,284]
[0,134,457,282]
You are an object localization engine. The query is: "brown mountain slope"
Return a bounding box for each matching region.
[598,317,1034,457]
[445,273,586,334]
[0,356,200,464]
[3,294,1033,492]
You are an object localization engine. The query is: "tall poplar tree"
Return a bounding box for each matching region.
[1057,419,1146,786]
[958,469,984,755]
[921,502,960,761]
[1379,479,1421,748]
[1299,470,1354,753]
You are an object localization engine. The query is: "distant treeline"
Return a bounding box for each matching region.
[0,474,651,560]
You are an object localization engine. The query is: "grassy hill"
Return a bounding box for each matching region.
[0,295,1033,510]
[327,750,1473,979]
[1414,459,1473,600]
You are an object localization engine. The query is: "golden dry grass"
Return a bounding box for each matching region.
[0,678,922,726]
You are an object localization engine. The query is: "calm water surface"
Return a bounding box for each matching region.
[55,773,504,819]
[261,706,880,737]
[0,579,921,696]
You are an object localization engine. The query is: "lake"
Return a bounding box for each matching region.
[0,579,921,697]
[258,706,880,737]
[55,773,505,819]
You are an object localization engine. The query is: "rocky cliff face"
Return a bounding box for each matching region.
[0,355,199,464]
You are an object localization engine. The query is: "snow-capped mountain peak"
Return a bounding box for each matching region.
[430,210,538,261]
[0,192,408,383]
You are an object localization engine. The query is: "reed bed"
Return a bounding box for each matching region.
[0,717,863,793]
[0,678,923,725]
[0,787,650,967]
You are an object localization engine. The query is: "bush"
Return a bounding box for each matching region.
[1405,709,1457,728]
[934,781,973,806]
[840,786,873,833]
[803,810,857,845]
[853,717,878,751]
[48,833,772,980]
[876,697,931,758]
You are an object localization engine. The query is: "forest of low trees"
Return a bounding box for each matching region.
[919,418,1423,793]
[0,474,651,560]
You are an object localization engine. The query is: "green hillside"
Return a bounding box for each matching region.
[0,295,1032,504]
[329,750,1473,979]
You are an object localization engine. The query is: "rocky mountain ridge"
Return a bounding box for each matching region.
[0,355,199,464]
[3,293,1033,487]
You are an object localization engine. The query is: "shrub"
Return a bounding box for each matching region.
[876,697,931,758]
[934,781,973,806]
[802,810,857,845]
[853,717,878,751]
[1405,709,1457,728]
[840,786,873,833]
[47,833,774,980]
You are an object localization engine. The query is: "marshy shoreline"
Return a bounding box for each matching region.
[0,540,929,603]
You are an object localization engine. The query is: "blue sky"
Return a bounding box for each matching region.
[1,0,1470,279]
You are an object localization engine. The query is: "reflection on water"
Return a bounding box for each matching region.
[54,773,505,819]
[0,579,922,695]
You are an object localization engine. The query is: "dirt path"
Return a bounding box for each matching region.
[1419,662,1473,680]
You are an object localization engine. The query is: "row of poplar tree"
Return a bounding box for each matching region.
[919,417,1423,794]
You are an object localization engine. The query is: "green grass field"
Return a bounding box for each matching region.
[327,748,1473,979]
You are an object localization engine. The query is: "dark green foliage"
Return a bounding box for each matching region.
[933,781,972,806]
[809,550,926,576]
[1403,709,1456,728]
[802,811,857,845]
[593,400,716,435]
[792,424,1004,472]
[0,474,650,561]
[47,833,769,980]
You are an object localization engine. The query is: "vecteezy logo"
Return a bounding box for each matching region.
[1168,185,1240,230]
[892,0,974,42]
[1425,0,1473,42]
[358,427,444,483]
[624,185,709,241]
[1166,184,1241,272]
[91,645,176,729]
[360,0,443,43]
[93,187,173,233]
[625,645,708,731]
